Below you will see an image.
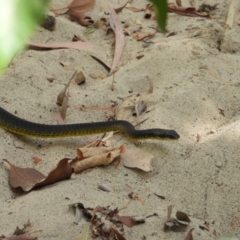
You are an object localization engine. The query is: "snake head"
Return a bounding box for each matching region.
[154,129,180,140]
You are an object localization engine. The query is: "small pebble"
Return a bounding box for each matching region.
[215,160,222,168]
[98,184,112,192]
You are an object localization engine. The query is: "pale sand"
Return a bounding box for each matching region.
[0,0,240,239]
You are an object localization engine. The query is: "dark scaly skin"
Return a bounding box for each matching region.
[0,106,180,140]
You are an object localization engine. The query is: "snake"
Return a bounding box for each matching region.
[0,106,180,140]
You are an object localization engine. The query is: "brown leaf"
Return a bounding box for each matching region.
[122,149,153,172]
[4,158,72,191]
[35,158,73,188]
[57,71,76,106]
[28,41,94,51]
[68,11,94,26]
[74,149,121,173]
[77,145,126,158]
[115,214,145,227]
[68,0,95,14]
[184,228,194,240]
[107,3,125,75]
[59,93,69,121]
[168,3,211,18]
[4,159,45,191]
[134,31,156,41]
[6,234,38,240]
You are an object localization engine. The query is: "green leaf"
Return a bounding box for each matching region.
[148,0,168,33]
[0,0,49,74]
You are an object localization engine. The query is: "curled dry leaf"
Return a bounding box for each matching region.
[77,145,126,159]
[73,203,83,224]
[164,206,191,232]
[176,211,191,224]
[4,158,73,192]
[122,148,154,172]
[74,149,122,173]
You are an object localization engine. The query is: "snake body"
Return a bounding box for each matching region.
[0,106,180,140]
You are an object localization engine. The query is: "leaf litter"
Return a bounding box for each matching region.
[70,196,150,240]
[0,220,40,240]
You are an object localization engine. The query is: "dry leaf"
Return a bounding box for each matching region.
[4,158,73,192]
[59,93,69,121]
[77,145,126,159]
[4,159,45,191]
[134,31,156,41]
[5,234,38,240]
[69,11,94,26]
[67,0,95,26]
[35,158,73,188]
[184,228,194,240]
[164,206,191,232]
[115,214,145,227]
[168,2,211,18]
[57,71,76,106]
[51,0,95,15]
[74,149,121,173]
[28,41,94,51]
[68,0,95,13]
[75,223,91,240]
[107,3,125,75]
[122,149,153,172]
[175,211,191,224]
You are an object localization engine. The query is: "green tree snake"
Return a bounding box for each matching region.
[0,106,180,140]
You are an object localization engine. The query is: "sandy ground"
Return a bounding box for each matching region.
[1,0,240,239]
